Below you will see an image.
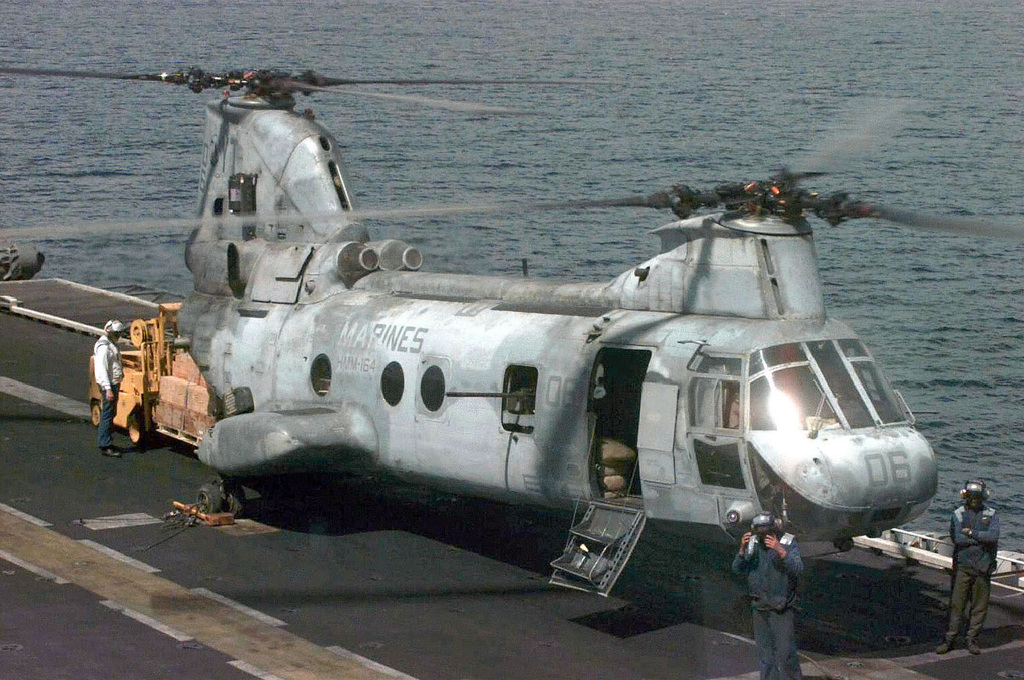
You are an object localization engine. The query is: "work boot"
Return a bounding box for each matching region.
[967,639,981,655]
[934,639,953,654]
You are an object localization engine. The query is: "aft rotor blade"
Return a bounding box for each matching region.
[349,195,656,221]
[0,217,204,241]
[280,80,531,114]
[0,196,655,242]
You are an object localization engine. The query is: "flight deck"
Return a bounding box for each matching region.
[0,279,1021,680]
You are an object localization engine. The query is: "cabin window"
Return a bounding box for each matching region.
[420,365,446,412]
[310,354,332,396]
[502,365,537,433]
[381,361,404,406]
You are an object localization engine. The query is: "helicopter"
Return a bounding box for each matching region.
[1,66,1010,595]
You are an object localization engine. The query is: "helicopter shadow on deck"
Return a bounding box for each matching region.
[229,474,1024,655]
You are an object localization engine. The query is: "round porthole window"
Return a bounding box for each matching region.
[420,365,445,412]
[381,361,404,406]
[310,354,332,396]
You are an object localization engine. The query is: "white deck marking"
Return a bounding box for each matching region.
[0,375,91,420]
[192,588,288,627]
[77,539,160,573]
[327,646,422,680]
[896,637,1024,667]
[0,549,69,584]
[228,660,289,680]
[0,502,53,527]
[100,600,194,641]
[79,513,163,530]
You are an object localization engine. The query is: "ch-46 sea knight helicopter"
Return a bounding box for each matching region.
[3,66,1012,595]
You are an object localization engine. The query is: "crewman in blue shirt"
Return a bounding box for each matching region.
[733,512,803,680]
[936,479,1000,655]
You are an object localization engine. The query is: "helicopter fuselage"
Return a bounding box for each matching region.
[178,95,937,543]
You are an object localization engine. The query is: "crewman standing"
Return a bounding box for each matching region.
[733,512,804,680]
[94,319,126,457]
[936,479,1000,655]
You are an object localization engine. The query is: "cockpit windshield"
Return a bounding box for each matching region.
[748,339,906,431]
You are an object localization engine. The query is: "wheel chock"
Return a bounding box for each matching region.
[171,500,236,526]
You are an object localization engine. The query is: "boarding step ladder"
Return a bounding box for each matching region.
[549,500,646,597]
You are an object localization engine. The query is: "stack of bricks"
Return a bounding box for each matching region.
[152,352,219,437]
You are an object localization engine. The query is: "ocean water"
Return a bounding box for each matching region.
[1,0,1021,548]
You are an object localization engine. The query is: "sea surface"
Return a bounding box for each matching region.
[1,0,1021,548]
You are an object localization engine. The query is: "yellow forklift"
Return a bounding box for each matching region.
[88,303,218,446]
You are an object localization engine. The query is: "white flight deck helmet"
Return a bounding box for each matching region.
[103,319,126,335]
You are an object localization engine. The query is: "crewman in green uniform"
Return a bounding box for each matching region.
[936,479,999,655]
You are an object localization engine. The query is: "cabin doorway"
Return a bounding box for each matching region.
[590,347,651,498]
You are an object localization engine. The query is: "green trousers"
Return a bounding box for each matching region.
[944,567,991,642]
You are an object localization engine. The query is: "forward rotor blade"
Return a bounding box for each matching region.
[788,99,911,177]
[869,206,1023,240]
[305,75,602,87]
[0,66,160,82]
[2,199,1016,244]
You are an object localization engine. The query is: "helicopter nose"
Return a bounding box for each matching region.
[747,426,937,540]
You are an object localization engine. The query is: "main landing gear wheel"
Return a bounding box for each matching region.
[196,478,244,516]
[196,481,225,514]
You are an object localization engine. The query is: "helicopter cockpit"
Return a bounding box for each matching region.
[746,338,908,433]
[667,335,935,543]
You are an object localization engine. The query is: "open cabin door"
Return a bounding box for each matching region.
[549,500,646,596]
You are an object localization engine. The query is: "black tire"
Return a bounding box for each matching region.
[90,400,101,427]
[196,481,225,514]
[223,479,245,517]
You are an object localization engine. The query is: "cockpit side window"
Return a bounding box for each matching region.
[687,350,744,432]
[689,377,742,430]
[849,359,904,423]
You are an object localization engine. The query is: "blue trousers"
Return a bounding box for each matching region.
[751,607,802,680]
[97,384,119,448]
